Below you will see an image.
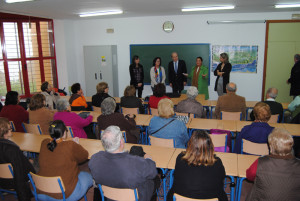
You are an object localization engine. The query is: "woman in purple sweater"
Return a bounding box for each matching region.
[54,99,93,138]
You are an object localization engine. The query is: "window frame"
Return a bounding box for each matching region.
[0,12,58,98]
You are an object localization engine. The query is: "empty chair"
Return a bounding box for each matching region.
[98,184,138,201]
[221,111,242,120]
[268,114,279,123]
[121,107,139,115]
[0,163,17,199]
[9,121,16,132]
[149,135,175,148]
[66,126,74,138]
[22,122,42,135]
[93,106,102,112]
[149,108,159,116]
[173,194,218,201]
[241,139,269,155]
[209,133,228,152]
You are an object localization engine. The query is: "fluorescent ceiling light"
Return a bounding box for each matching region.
[182,6,235,12]
[275,4,300,8]
[79,10,123,17]
[5,0,34,3]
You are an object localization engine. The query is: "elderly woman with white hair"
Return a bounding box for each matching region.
[175,86,204,118]
[53,99,93,138]
[97,97,138,143]
[148,99,189,148]
[246,128,300,201]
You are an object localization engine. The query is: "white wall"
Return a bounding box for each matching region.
[54,11,299,100]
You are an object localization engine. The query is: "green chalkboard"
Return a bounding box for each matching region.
[130,44,211,85]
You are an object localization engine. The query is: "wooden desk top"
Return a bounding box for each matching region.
[188,118,236,131]
[237,154,259,178]
[9,132,175,168]
[282,123,300,136]
[167,149,238,176]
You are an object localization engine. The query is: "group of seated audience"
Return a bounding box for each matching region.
[1,79,300,200]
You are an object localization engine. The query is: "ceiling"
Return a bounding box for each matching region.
[0,0,300,20]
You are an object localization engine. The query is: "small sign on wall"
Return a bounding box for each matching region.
[101,56,107,66]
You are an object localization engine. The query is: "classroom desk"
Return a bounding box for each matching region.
[282,123,300,136]
[188,118,237,132]
[236,154,259,201]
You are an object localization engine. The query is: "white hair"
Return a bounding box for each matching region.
[101,126,123,153]
[187,86,198,99]
[101,97,116,115]
[56,99,70,112]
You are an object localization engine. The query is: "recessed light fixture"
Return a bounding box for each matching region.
[5,0,34,3]
[182,6,235,12]
[275,4,300,8]
[79,10,123,17]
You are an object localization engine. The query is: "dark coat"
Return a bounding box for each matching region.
[120,96,144,114]
[129,64,144,89]
[168,60,187,86]
[214,63,232,93]
[171,153,228,201]
[0,139,35,201]
[89,151,157,201]
[288,60,300,96]
[92,93,111,107]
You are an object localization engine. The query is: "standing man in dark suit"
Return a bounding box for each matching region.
[168,52,187,94]
[287,54,300,99]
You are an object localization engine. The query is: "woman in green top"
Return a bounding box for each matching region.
[184,57,209,99]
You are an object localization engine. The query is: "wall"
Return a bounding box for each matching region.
[54,11,299,100]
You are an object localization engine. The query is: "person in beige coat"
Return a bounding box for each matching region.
[40,81,60,110]
[28,94,55,135]
[215,82,246,120]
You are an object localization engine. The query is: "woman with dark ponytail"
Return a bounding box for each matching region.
[37,120,93,200]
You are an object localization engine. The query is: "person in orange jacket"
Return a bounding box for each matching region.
[69,83,88,109]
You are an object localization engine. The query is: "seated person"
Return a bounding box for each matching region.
[54,99,93,138]
[120,85,144,114]
[40,81,60,110]
[288,95,300,118]
[148,99,189,148]
[97,97,138,143]
[38,120,93,200]
[215,82,246,120]
[246,128,300,201]
[0,117,35,201]
[92,82,111,107]
[175,86,204,118]
[28,94,55,135]
[250,87,283,122]
[168,130,227,201]
[0,91,29,132]
[89,126,157,201]
[234,102,274,154]
[69,83,88,110]
[148,83,170,109]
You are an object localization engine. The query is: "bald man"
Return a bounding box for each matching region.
[250,88,283,122]
[215,82,246,120]
[168,52,187,94]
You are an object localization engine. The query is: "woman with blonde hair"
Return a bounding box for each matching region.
[92,82,110,107]
[148,99,188,148]
[168,130,227,201]
[246,128,300,201]
[234,102,274,153]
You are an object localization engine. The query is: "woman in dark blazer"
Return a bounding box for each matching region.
[129,55,144,98]
[214,53,232,96]
[168,130,228,201]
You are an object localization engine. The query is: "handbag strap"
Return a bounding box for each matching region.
[151,119,175,135]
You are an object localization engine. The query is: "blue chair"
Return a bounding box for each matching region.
[121,107,139,115]
[98,184,138,201]
[149,135,175,148]
[0,163,17,200]
[9,121,16,132]
[66,126,74,138]
[149,108,159,116]
[173,194,218,201]
[241,139,269,156]
[28,172,88,201]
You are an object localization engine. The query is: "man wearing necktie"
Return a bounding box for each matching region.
[168,52,187,94]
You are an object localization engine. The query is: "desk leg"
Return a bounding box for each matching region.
[226,176,235,201]
[210,106,215,119]
[160,168,167,201]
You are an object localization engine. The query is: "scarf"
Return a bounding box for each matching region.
[154,67,162,83]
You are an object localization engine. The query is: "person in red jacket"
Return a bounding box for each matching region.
[149,83,170,109]
[0,91,28,132]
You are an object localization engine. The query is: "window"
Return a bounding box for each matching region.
[0,13,58,97]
